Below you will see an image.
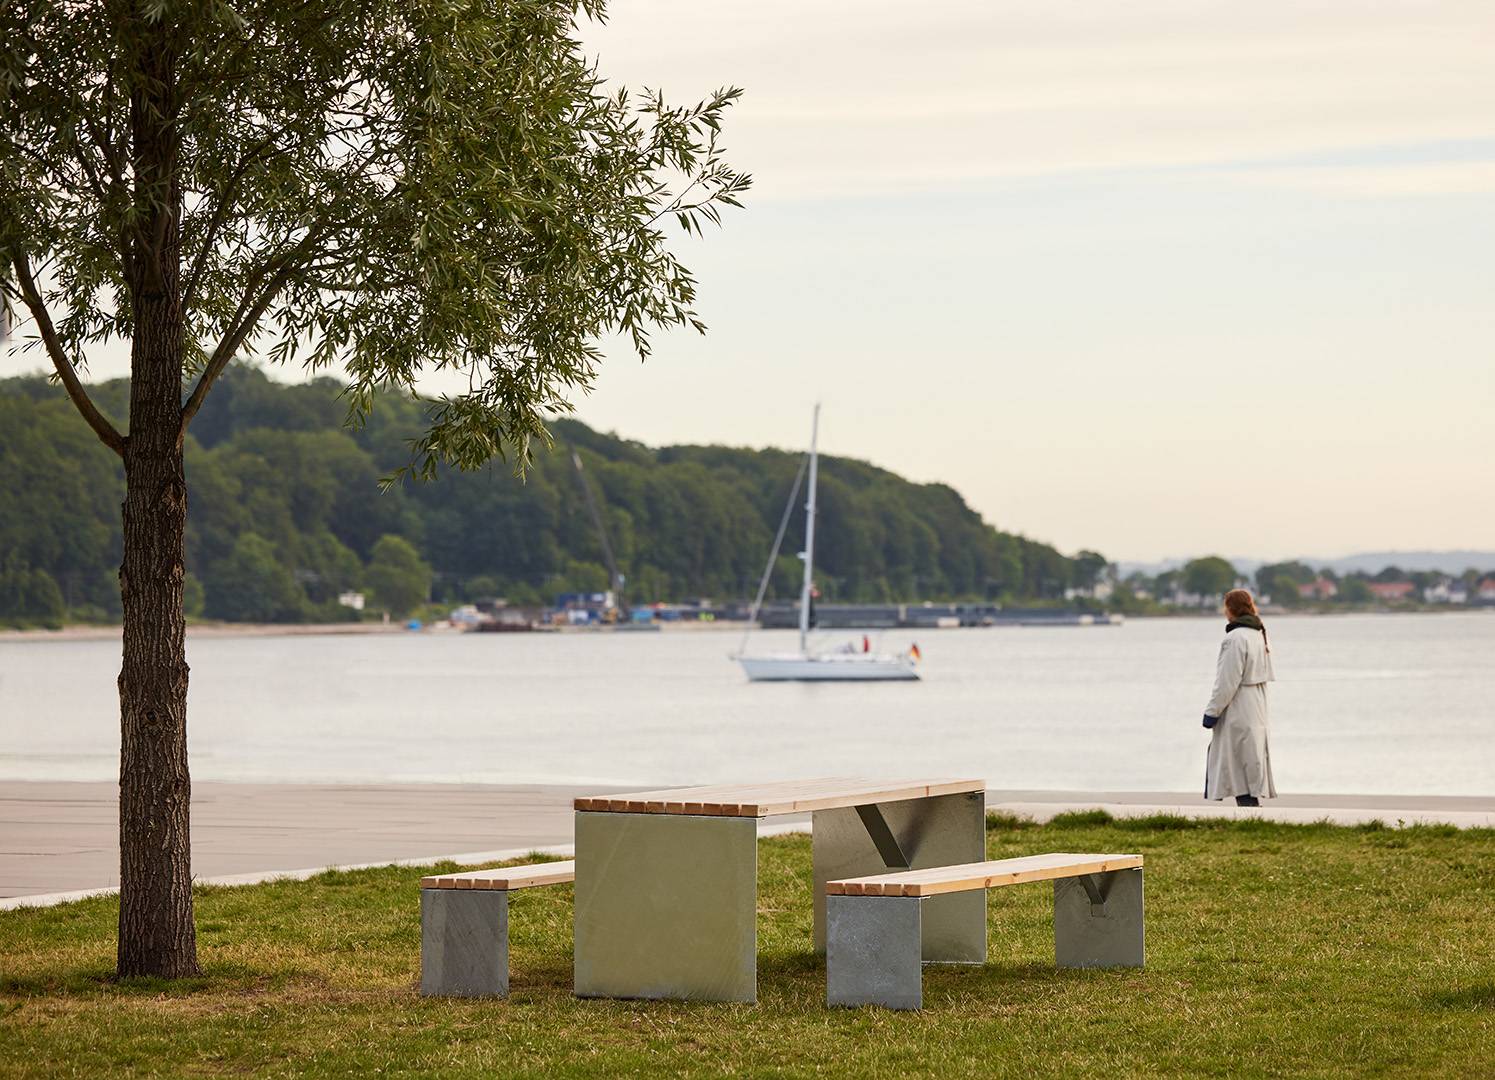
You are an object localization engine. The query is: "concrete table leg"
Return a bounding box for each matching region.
[573,811,758,1002]
[1054,868,1145,969]
[812,790,986,963]
[420,888,509,997]
[826,895,924,1010]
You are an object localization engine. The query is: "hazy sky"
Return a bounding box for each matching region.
[19,1,1495,562]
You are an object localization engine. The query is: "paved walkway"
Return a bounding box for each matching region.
[1,781,612,907]
[3,781,1491,909]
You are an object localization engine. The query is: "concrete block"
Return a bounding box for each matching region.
[1054,868,1144,969]
[826,894,924,1010]
[420,888,509,997]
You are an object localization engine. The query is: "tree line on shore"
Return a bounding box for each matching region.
[1117,555,1492,609]
[1,366,1103,628]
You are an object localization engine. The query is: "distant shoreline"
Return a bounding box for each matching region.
[2,607,1490,643]
[0,621,406,643]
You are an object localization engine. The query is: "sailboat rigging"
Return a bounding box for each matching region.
[733,405,921,682]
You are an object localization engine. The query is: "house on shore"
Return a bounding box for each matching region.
[1422,578,1469,604]
[1297,578,1338,601]
[1367,581,1416,603]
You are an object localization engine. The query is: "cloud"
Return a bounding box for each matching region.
[1219,161,1495,197]
[586,0,1495,200]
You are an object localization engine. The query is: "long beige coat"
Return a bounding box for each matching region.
[1203,626,1277,800]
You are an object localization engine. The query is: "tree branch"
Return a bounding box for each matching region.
[180,226,331,431]
[179,265,284,431]
[182,130,283,312]
[8,253,128,457]
[180,141,394,432]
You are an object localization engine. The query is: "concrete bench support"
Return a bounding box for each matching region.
[421,888,509,998]
[418,860,575,998]
[826,894,924,1010]
[1054,868,1145,969]
[826,854,1144,1010]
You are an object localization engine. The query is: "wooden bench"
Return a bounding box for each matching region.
[825,852,1144,1009]
[419,861,575,997]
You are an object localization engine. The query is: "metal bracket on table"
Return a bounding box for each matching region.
[1077,872,1113,916]
[855,804,911,869]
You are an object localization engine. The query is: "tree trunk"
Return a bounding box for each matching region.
[116,17,198,980]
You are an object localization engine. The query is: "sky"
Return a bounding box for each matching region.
[16,0,1495,562]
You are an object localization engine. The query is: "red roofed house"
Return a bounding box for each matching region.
[1367,581,1416,603]
[1297,578,1338,600]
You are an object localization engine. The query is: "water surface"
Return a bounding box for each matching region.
[2,614,1491,795]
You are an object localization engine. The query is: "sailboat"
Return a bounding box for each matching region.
[734,406,921,682]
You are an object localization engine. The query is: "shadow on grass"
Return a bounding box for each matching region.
[0,967,220,998]
[1426,983,1495,1011]
[758,950,824,979]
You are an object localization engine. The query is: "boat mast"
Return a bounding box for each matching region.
[798,404,820,654]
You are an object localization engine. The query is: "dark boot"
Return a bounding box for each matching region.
[1235,795,1260,807]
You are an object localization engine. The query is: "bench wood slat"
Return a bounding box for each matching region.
[421,860,575,891]
[826,853,1143,897]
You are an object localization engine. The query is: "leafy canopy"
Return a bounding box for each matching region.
[1,0,748,472]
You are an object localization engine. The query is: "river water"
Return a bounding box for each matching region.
[1,614,1491,795]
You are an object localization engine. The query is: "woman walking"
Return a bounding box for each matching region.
[1203,588,1276,807]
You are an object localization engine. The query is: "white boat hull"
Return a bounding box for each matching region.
[737,653,920,682]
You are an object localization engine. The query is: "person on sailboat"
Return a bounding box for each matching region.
[1201,588,1277,807]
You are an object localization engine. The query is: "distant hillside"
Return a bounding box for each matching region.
[1312,551,1495,576]
[1121,551,1495,579]
[0,366,1100,626]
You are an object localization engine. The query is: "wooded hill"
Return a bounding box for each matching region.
[0,366,1101,626]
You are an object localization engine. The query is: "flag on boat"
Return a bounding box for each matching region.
[910,643,921,661]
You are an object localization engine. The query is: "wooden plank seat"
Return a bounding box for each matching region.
[421,861,575,891]
[419,860,574,998]
[825,852,1145,1010]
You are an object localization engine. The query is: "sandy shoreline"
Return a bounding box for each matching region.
[0,621,406,643]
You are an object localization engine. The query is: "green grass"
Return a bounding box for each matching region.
[2,816,1493,1078]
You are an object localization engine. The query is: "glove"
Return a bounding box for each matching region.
[1202,714,1218,729]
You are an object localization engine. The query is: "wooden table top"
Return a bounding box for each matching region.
[574,778,985,818]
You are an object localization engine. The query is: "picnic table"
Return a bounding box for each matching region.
[572,778,986,1003]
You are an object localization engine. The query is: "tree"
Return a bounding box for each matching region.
[1182,556,1237,599]
[1071,550,1109,591]
[1255,560,1314,596]
[0,556,65,628]
[2,0,747,977]
[366,534,432,617]
[207,533,303,622]
[1271,579,1300,605]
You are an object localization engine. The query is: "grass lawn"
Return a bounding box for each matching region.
[2,813,1493,1078]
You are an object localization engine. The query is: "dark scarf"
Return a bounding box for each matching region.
[1226,613,1270,652]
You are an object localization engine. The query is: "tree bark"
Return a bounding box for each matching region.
[116,15,198,980]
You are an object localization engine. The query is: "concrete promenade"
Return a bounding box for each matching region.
[3,781,1492,909]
